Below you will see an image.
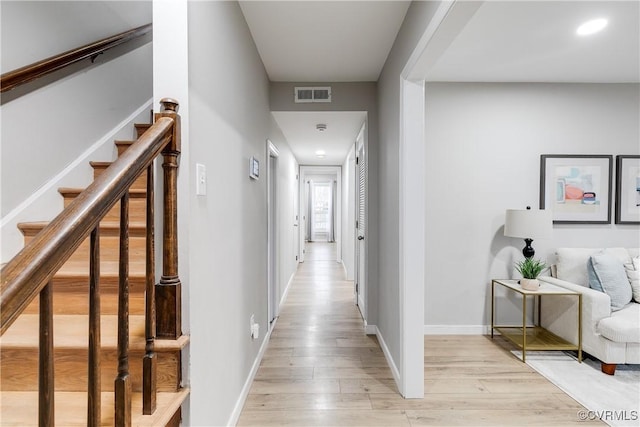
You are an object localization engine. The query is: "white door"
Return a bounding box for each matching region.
[299,175,308,263]
[355,132,366,316]
[293,173,300,264]
[267,143,279,327]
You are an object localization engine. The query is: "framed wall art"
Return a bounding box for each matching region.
[615,155,640,224]
[540,155,612,224]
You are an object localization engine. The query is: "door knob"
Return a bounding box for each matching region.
[358,236,364,240]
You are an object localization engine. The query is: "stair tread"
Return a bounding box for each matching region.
[0,388,189,426]
[0,314,189,351]
[89,161,113,167]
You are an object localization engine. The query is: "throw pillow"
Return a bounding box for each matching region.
[624,257,640,303]
[588,253,632,311]
[556,248,602,286]
[555,247,630,286]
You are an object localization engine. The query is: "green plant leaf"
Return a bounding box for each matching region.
[515,258,547,279]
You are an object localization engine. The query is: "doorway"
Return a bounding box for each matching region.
[299,166,342,263]
[309,181,335,242]
[267,140,279,327]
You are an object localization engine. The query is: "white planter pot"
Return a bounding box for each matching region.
[521,278,540,291]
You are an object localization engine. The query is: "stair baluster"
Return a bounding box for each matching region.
[1,100,184,426]
[88,227,101,426]
[39,281,55,427]
[115,192,131,427]
[143,164,157,415]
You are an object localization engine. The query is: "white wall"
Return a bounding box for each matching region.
[1,1,152,262]
[152,1,192,423]
[0,1,151,73]
[185,1,299,425]
[424,83,640,331]
[376,0,441,365]
[342,144,356,279]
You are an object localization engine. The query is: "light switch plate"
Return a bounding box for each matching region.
[196,163,206,196]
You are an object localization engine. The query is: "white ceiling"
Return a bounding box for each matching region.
[240,1,408,166]
[239,1,410,82]
[415,0,640,82]
[272,111,366,165]
[241,1,639,166]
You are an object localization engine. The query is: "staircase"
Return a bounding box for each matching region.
[0,105,189,426]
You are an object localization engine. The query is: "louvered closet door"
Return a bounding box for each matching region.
[358,151,365,238]
[355,136,366,316]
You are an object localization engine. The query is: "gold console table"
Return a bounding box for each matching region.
[491,279,582,363]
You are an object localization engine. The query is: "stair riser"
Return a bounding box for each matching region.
[21,275,147,297]
[62,196,147,223]
[1,349,180,392]
[23,292,145,316]
[25,234,147,265]
[116,122,151,156]
[135,124,152,139]
[116,143,133,157]
[94,166,147,191]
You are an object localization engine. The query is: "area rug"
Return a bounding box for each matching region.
[512,351,640,427]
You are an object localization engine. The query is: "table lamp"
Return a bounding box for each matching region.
[504,206,552,258]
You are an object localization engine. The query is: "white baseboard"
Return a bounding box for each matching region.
[227,317,276,427]
[280,271,295,307]
[358,295,365,315]
[340,260,347,275]
[424,325,491,335]
[373,326,401,390]
[364,321,376,336]
[1,99,153,262]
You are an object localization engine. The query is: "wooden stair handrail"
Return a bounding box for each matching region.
[0,116,173,335]
[0,23,152,93]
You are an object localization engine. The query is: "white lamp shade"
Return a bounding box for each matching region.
[504,209,552,239]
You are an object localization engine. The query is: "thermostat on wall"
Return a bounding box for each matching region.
[249,157,259,180]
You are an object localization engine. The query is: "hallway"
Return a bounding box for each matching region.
[238,242,403,425]
[236,243,595,426]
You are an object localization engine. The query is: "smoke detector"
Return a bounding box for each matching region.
[316,123,327,132]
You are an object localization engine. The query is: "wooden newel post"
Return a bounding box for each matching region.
[155,98,182,340]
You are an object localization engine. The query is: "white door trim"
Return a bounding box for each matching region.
[398,78,425,398]
[298,166,342,262]
[354,123,366,318]
[397,0,458,398]
[267,140,280,328]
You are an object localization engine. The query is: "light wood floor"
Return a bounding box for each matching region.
[237,243,601,426]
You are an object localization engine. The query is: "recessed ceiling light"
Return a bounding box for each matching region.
[315,150,326,157]
[576,18,608,36]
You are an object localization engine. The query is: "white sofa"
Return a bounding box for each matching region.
[539,247,640,375]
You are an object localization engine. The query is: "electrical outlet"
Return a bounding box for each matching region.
[249,314,259,340]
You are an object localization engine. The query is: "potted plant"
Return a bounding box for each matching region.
[515,258,547,291]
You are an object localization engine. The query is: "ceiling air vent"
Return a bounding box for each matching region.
[294,86,332,103]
